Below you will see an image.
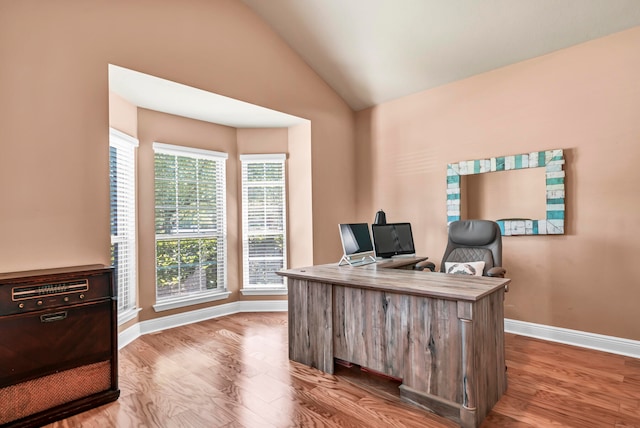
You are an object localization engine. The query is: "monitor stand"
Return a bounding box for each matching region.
[339,252,376,267]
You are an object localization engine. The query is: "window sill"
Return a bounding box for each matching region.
[118,307,142,325]
[240,287,288,296]
[153,290,232,312]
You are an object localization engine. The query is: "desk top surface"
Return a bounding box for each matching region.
[278,260,510,302]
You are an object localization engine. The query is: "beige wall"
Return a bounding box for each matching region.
[287,123,314,268]
[466,168,547,220]
[356,27,640,341]
[0,0,353,275]
[237,128,288,154]
[108,92,137,138]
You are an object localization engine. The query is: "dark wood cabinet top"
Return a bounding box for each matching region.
[0,265,111,282]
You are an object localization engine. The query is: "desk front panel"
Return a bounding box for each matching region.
[333,286,409,379]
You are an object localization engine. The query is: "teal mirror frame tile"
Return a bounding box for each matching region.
[446,149,565,236]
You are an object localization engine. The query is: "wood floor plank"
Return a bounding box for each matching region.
[354,396,458,428]
[507,366,623,413]
[487,394,584,427]
[618,397,640,428]
[42,312,640,428]
[507,346,625,384]
[480,412,538,428]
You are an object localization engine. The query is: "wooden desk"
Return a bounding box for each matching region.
[278,260,510,428]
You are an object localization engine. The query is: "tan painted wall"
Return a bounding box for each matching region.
[466,168,547,220]
[0,0,353,277]
[356,27,640,341]
[287,123,314,268]
[108,92,137,138]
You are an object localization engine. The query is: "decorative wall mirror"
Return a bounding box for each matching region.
[446,149,565,236]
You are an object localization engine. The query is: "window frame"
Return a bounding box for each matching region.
[240,153,288,296]
[152,142,230,312]
[109,128,140,325]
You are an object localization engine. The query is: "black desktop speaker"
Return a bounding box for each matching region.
[374,209,386,225]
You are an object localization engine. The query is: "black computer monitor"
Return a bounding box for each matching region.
[371,222,416,258]
[339,223,374,257]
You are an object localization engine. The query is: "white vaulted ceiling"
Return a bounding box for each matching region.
[110,1,640,127]
[241,0,640,110]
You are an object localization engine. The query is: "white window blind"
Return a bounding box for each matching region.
[109,128,138,323]
[241,154,287,289]
[153,143,228,301]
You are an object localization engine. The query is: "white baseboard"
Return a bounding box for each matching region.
[119,305,639,359]
[118,299,287,350]
[505,318,640,359]
[118,322,141,349]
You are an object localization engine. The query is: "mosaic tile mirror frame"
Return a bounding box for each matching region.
[446,149,565,236]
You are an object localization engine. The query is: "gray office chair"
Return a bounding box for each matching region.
[416,219,506,278]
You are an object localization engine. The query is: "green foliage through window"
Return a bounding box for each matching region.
[154,144,227,300]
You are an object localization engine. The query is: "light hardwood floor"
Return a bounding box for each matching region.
[46,312,640,428]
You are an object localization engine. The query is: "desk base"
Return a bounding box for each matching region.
[282,264,509,428]
[400,384,468,427]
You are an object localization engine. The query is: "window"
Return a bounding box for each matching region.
[153,143,229,310]
[109,128,138,324]
[240,154,287,294]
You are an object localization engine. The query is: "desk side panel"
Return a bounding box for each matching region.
[333,286,408,378]
[288,279,334,373]
[471,288,507,423]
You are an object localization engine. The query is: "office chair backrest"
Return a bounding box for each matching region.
[440,220,502,275]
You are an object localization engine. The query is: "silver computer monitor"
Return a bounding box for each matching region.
[339,223,374,257]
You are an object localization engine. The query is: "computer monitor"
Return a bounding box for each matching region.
[339,223,374,257]
[371,222,416,258]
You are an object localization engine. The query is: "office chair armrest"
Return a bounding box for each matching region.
[486,267,506,278]
[414,260,436,271]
